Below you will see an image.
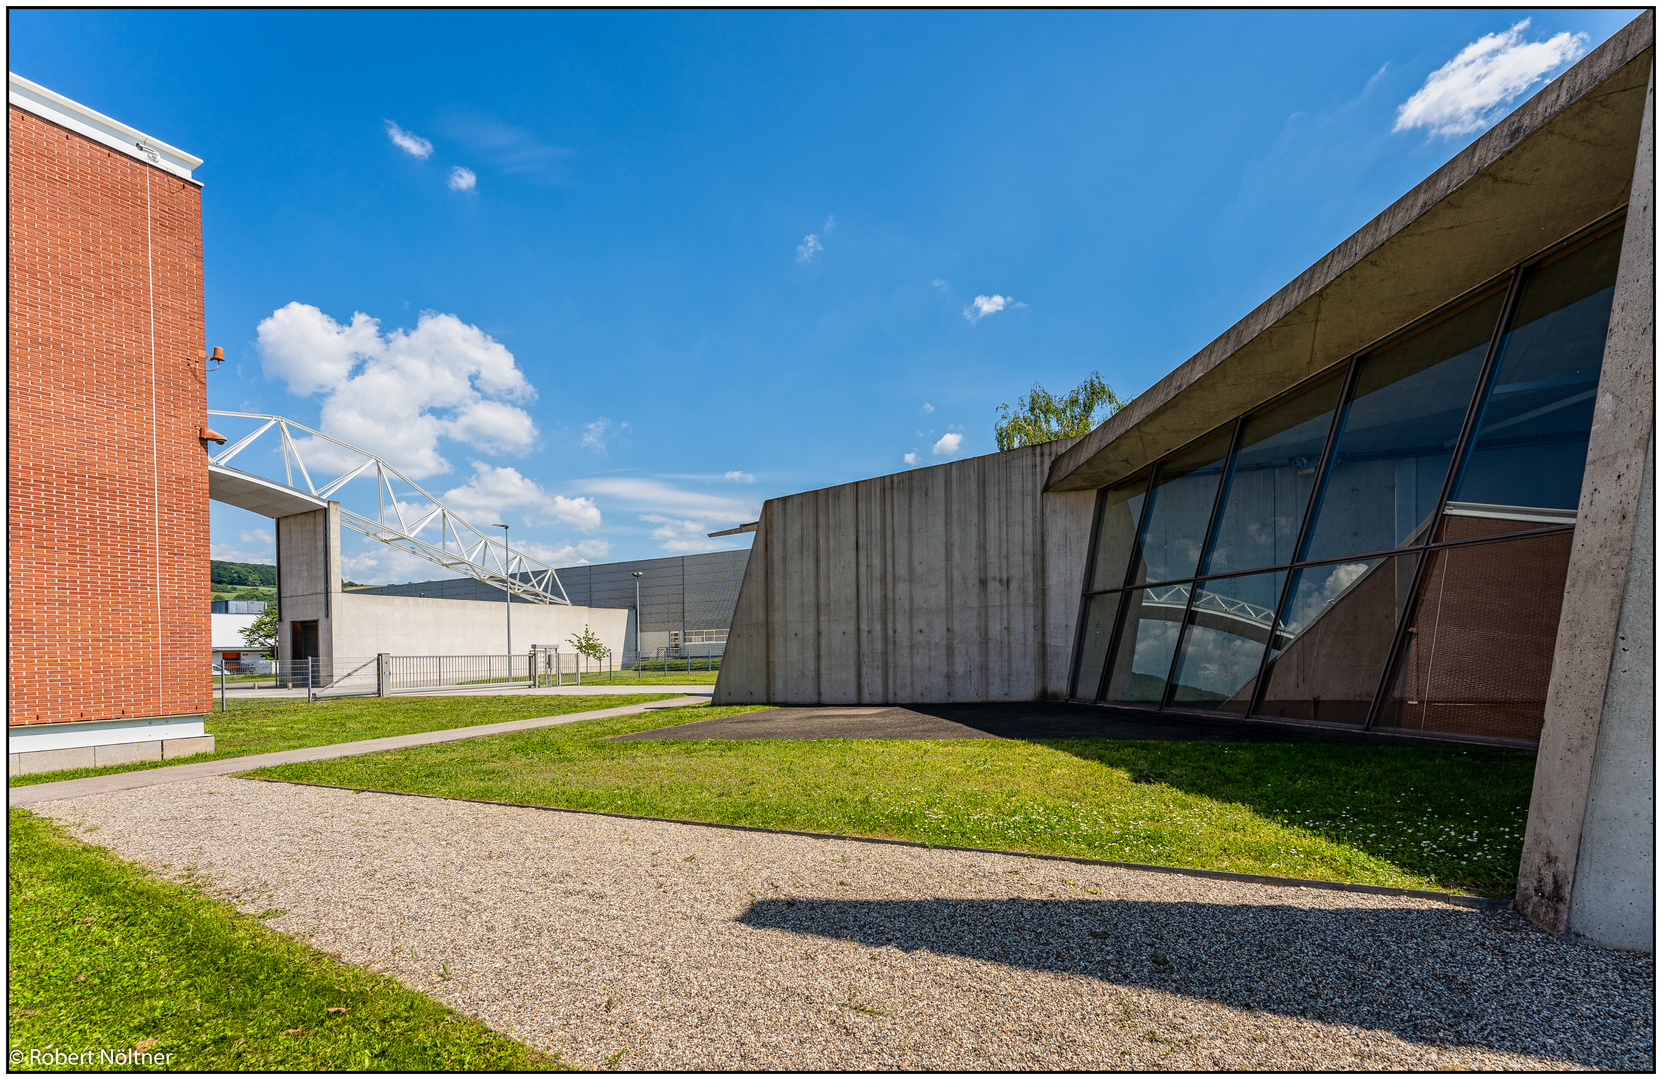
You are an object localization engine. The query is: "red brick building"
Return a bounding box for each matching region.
[8,72,215,773]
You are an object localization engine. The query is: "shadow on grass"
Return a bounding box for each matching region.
[737,896,1650,1069]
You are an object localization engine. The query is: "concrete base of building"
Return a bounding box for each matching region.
[9,735,216,776]
[8,714,215,777]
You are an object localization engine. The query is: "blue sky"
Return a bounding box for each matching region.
[11,9,1639,580]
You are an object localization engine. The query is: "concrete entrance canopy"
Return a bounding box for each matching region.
[208,463,329,518]
[1046,16,1654,495]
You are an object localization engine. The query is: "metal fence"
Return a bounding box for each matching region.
[208,645,727,706]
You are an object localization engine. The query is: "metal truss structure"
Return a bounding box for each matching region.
[207,411,570,605]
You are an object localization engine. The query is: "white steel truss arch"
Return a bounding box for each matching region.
[207,410,570,605]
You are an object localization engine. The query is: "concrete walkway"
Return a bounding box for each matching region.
[9,695,708,808]
[215,684,716,701]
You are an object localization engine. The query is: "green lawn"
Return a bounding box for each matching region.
[7,808,561,1071]
[248,704,1535,897]
[9,695,678,788]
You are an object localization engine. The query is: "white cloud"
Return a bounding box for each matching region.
[640,515,731,554]
[257,302,537,478]
[518,538,613,566]
[385,120,433,159]
[579,476,759,525]
[440,462,602,531]
[724,470,756,483]
[964,294,1021,323]
[931,279,949,290]
[1394,20,1587,137]
[582,417,629,453]
[448,165,477,191]
[796,233,823,263]
[822,214,837,232]
[904,452,920,466]
[932,432,964,455]
[921,402,935,414]
[340,543,448,585]
[438,111,571,182]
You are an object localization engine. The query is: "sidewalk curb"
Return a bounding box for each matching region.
[8,695,708,807]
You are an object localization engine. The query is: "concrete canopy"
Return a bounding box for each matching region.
[208,463,329,518]
[1048,14,1654,495]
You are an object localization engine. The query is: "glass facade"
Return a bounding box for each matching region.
[1070,218,1625,744]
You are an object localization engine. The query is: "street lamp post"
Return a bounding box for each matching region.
[630,571,644,664]
[492,523,512,665]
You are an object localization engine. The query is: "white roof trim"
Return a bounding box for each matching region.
[8,71,202,181]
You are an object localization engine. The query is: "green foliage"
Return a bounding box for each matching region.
[210,560,278,587]
[240,606,279,652]
[254,708,1536,898]
[994,370,1125,451]
[7,808,562,1071]
[567,625,611,662]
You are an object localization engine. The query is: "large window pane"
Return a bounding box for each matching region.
[1375,532,1574,742]
[1444,226,1624,535]
[1201,375,1342,575]
[1301,289,1506,562]
[1088,479,1149,592]
[1166,570,1285,712]
[1101,585,1188,705]
[1071,593,1122,699]
[1256,553,1420,726]
[1130,432,1232,585]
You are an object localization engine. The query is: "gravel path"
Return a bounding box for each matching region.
[32,778,1653,1071]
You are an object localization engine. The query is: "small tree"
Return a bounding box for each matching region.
[241,605,278,654]
[994,371,1124,451]
[568,625,611,665]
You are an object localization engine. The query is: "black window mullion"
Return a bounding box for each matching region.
[1246,355,1363,717]
[1066,488,1111,699]
[1090,461,1165,702]
[1363,265,1529,730]
[1158,416,1245,710]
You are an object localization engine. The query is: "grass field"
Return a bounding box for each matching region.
[9,695,678,788]
[249,704,1536,897]
[7,808,560,1071]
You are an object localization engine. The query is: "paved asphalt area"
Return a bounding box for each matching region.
[612,701,1480,747]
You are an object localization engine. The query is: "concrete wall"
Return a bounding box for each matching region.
[1517,64,1656,952]
[275,504,340,665]
[713,440,1096,705]
[330,593,628,661]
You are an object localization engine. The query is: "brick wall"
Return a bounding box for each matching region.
[8,104,210,726]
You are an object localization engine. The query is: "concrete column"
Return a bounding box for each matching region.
[1516,64,1654,950]
[275,501,341,670]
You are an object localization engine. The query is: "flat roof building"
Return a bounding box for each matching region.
[713,16,1654,949]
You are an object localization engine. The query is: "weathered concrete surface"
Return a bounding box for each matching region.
[275,502,341,665]
[1517,62,1655,951]
[1568,435,1655,950]
[331,593,629,661]
[1048,15,1655,494]
[713,441,1094,705]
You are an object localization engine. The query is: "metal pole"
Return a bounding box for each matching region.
[493,522,512,661]
[220,667,226,712]
[631,571,644,674]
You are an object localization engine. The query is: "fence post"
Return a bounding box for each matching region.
[219,667,226,712]
[377,653,389,697]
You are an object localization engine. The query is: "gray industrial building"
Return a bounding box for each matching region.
[713,18,1654,951]
[353,548,749,655]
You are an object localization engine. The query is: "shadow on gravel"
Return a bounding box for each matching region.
[737,896,1652,1069]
